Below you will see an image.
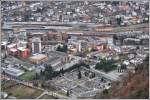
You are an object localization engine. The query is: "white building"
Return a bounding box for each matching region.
[17,41,27,49]
[17,29,27,41]
[32,37,42,54]
[3,67,24,77]
[1,92,8,99]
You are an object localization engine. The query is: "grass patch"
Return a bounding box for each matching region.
[19,70,36,81]
[3,84,43,99]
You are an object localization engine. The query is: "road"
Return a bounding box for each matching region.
[2,21,148,33]
[36,90,68,99]
[36,91,48,99]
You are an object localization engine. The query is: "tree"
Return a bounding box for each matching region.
[144,55,149,62]
[36,8,42,13]
[112,1,119,6]
[40,70,43,76]
[136,46,140,50]
[33,81,38,87]
[4,51,7,58]
[2,71,6,76]
[41,82,45,88]
[116,17,122,26]
[42,65,54,80]
[62,68,64,74]
[59,68,64,75]
[56,44,68,53]
[53,71,59,77]
[2,59,4,63]
[34,73,39,80]
[101,77,104,82]
[121,64,127,70]
[63,45,68,53]
[95,59,117,72]
[84,71,89,77]
[92,73,96,78]
[13,11,20,16]
[113,34,118,40]
[56,45,61,51]
[24,14,30,21]
[103,89,109,94]
[66,90,70,96]
[78,71,82,79]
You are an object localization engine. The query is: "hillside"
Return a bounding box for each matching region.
[95,56,149,99]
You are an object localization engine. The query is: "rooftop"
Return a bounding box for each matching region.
[7,43,16,48]
[10,48,18,52]
[30,54,48,61]
[48,51,68,57]
[17,47,28,51]
[32,32,44,35]
[4,67,24,76]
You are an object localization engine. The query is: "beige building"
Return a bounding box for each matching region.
[32,37,42,53]
[30,54,48,64]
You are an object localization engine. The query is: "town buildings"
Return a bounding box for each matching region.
[1,1,149,99]
[32,37,42,54]
[2,67,24,77]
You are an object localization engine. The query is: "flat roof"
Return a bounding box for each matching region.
[67,32,83,35]
[7,67,22,73]
[7,43,16,48]
[17,47,28,51]
[48,51,67,57]
[1,42,7,45]
[46,57,61,65]
[19,41,28,44]
[32,32,44,35]
[10,48,18,52]
[30,54,48,60]
[5,67,24,75]
[18,29,26,32]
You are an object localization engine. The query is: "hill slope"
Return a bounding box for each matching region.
[95,56,149,99]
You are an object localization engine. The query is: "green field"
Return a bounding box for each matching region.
[20,70,36,81]
[3,83,43,99]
